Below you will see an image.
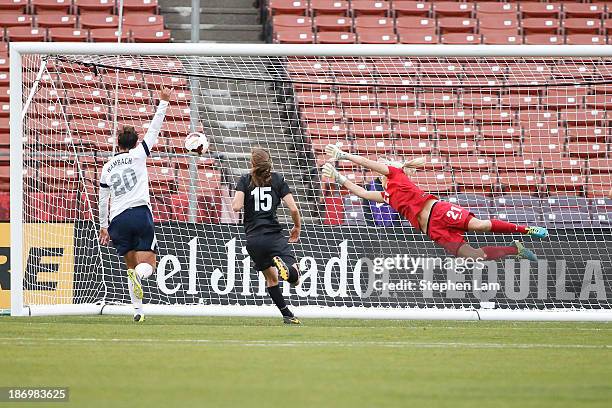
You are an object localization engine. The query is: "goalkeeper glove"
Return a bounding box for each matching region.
[325,144,348,160]
[322,163,347,185]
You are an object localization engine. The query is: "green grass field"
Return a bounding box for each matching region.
[0,316,610,408]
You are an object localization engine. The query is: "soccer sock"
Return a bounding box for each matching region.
[482,246,519,260]
[490,219,527,234]
[126,275,143,313]
[135,263,153,280]
[266,284,294,318]
[288,265,300,284]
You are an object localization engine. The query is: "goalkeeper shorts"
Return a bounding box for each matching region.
[246,230,296,272]
[108,205,157,256]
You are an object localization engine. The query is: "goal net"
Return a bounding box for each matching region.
[10,44,612,320]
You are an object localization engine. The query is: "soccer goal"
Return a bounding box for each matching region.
[9,43,612,321]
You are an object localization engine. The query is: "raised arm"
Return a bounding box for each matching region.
[282,193,301,242]
[137,86,171,157]
[322,163,385,203]
[325,144,390,176]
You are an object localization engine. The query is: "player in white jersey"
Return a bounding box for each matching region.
[98,86,172,322]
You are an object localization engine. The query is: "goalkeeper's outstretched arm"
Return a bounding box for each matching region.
[325,144,390,176]
[322,163,385,203]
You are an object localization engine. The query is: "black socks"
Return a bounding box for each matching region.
[266,284,294,318]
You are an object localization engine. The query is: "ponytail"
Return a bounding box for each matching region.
[250,148,272,187]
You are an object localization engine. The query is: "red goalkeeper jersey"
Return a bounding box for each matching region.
[380,166,437,231]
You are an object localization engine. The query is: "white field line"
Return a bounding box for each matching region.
[0,337,609,349]
[21,322,612,332]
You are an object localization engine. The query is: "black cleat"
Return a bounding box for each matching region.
[283,316,301,325]
[133,313,145,323]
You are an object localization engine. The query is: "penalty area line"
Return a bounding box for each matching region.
[0,337,609,349]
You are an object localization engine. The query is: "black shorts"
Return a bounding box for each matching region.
[246,230,296,272]
[108,205,157,257]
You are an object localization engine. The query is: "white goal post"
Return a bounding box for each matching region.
[9,42,612,321]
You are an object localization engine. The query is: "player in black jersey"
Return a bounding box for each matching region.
[232,148,302,324]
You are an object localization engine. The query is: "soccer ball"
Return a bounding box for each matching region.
[184,132,209,155]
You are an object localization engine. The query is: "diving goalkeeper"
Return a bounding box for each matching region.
[322,145,549,261]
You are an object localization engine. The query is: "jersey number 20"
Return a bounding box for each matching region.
[251,187,272,211]
[110,168,137,197]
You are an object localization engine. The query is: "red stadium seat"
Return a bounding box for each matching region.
[74,0,116,13]
[0,14,33,27]
[563,3,605,18]
[522,18,560,34]
[310,0,349,16]
[421,92,457,107]
[476,2,517,16]
[495,156,539,172]
[438,17,477,34]
[32,0,71,13]
[90,28,129,42]
[58,72,99,89]
[314,15,352,31]
[6,27,46,41]
[328,60,374,76]
[479,15,519,33]
[500,94,540,109]
[123,0,158,13]
[566,34,605,45]
[100,72,143,89]
[305,122,348,138]
[0,0,27,12]
[295,91,336,106]
[474,108,515,124]
[566,127,608,143]
[482,33,523,45]
[437,124,478,139]
[354,16,394,32]
[388,106,427,122]
[323,196,344,224]
[357,31,397,44]
[353,138,393,154]
[131,27,171,42]
[115,103,154,120]
[588,158,612,174]
[462,92,499,108]
[448,155,493,171]
[398,31,439,44]
[164,105,191,121]
[66,102,108,119]
[441,33,481,44]
[587,174,612,198]
[518,109,557,125]
[433,1,473,17]
[543,173,586,195]
[275,30,314,43]
[338,91,376,106]
[269,0,308,15]
[393,123,434,139]
[562,18,601,35]
[585,94,612,109]
[430,108,473,123]
[561,108,606,125]
[394,138,433,155]
[344,107,386,122]
[567,141,608,158]
[392,1,430,17]
[49,27,89,41]
[524,33,563,44]
[478,140,519,156]
[438,139,477,156]
[350,122,392,138]
[498,171,542,194]
[520,2,560,18]
[350,0,389,17]
[36,14,77,28]
[396,16,436,31]
[123,14,165,30]
[316,31,356,43]
[301,106,344,122]
[454,171,496,194]
[25,193,79,222]
[481,125,521,140]
[80,14,119,29]
[66,87,107,103]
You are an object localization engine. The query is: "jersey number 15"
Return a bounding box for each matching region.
[251,187,272,211]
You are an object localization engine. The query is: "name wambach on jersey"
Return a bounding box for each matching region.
[99,100,169,228]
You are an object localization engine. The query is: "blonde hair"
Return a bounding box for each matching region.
[380,157,426,176]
